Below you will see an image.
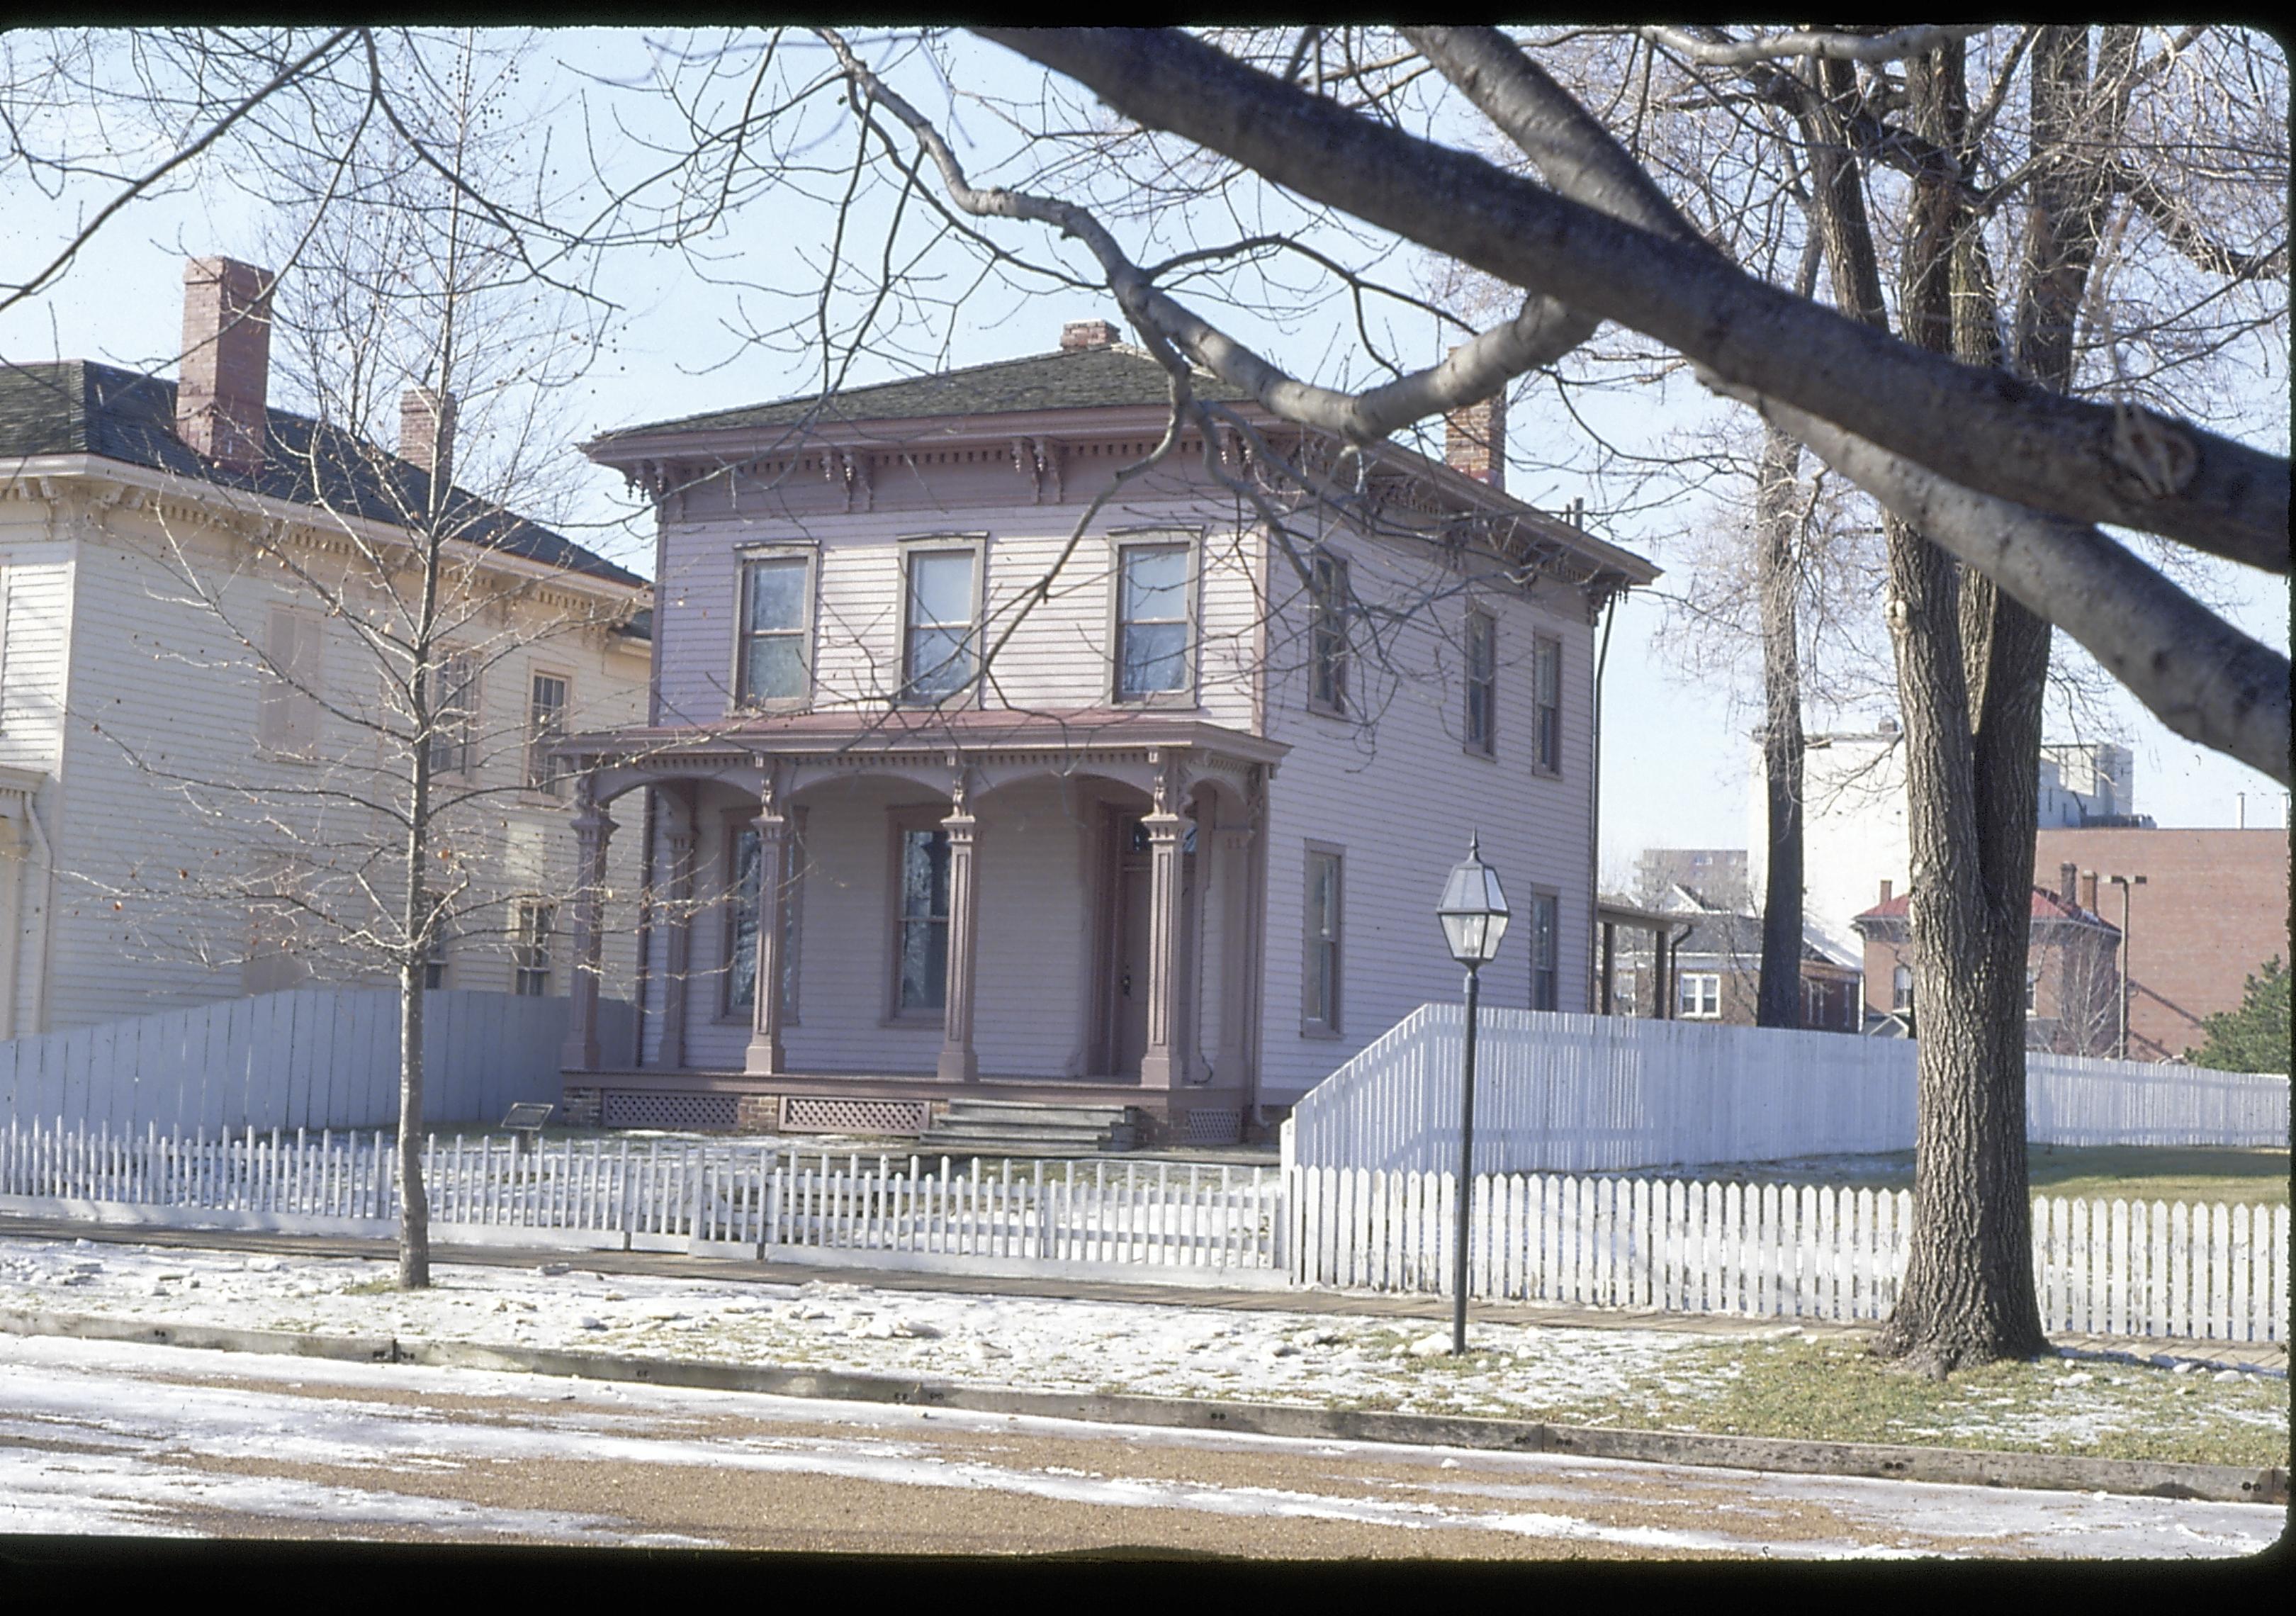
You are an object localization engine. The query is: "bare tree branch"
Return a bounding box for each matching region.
[981,28,2288,572]
[1640,24,1993,69]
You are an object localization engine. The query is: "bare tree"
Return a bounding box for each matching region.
[65,35,644,1289]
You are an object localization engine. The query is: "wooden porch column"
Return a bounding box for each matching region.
[1137,760,1189,1090]
[743,775,791,1076]
[653,786,698,1070]
[937,776,981,1084]
[1211,823,1255,1087]
[561,780,614,1072]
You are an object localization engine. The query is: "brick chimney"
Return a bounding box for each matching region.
[2081,870,2100,914]
[1444,392,1505,490]
[1878,879,1892,905]
[400,387,458,493]
[177,257,273,475]
[1060,319,1119,352]
[2059,860,2081,909]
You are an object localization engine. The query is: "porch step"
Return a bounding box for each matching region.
[916,1098,1142,1155]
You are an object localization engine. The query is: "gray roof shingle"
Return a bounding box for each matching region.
[1,358,644,590]
[590,344,1250,444]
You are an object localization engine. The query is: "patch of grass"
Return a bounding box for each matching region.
[339,1276,398,1295]
[1676,1145,2289,1206]
[1383,1334,2290,1469]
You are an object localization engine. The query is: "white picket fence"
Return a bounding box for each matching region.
[0,1118,1285,1280]
[1289,1165,2290,1344]
[1288,1006,2290,1175]
[0,988,638,1135]
[1,1116,2284,1342]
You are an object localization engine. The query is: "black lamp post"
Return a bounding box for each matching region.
[1437,832,1509,1356]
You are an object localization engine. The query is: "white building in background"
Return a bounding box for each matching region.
[1748,726,2147,961]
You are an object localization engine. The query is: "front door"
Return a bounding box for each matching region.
[1113,816,1152,1075]
[1095,809,1196,1078]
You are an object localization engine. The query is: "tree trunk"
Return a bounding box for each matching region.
[1790,47,2055,1371]
[1755,420,1807,1029]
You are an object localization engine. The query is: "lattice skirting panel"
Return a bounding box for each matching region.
[1179,1107,1243,1145]
[779,1096,932,1136]
[602,1091,741,1131]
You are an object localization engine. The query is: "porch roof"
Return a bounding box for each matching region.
[561,707,1289,773]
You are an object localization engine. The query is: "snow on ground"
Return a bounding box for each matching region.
[0,1234,2282,1449]
[1,1332,2278,1558]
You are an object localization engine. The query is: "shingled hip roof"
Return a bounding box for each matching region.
[1,358,643,590]
[585,343,1249,449]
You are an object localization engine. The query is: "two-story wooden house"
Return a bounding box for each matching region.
[0,258,651,1037]
[561,320,1655,1143]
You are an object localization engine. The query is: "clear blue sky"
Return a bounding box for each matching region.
[5,28,2285,855]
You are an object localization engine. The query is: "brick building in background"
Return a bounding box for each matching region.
[2031,827,2290,1062]
[1854,876,2122,1054]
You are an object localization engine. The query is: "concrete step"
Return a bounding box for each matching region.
[911,1132,1135,1158]
[939,1100,1139,1130]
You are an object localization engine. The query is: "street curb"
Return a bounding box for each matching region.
[2,1305,2283,1508]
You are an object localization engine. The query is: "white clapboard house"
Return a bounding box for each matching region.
[561,320,1657,1145]
[0,257,651,1041]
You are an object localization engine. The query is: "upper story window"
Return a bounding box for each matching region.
[738,551,813,706]
[1892,963,1914,1011]
[1678,972,1721,1019]
[1308,552,1349,716]
[1464,609,1497,756]
[1532,634,1563,773]
[1115,540,1192,700]
[903,547,977,704]
[526,671,569,795]
[426,651,477,776]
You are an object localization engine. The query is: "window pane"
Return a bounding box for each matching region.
[899,921,947,1011]
[1119,620,1188,696]
[745,635,806,700]
[908,551,974,627]
[901,829,950,921]
[1120,544,1187,619]
[727,828,761,1011]
[1468,616,1495,682]
[746,558,808,632]
[906,625,973,697]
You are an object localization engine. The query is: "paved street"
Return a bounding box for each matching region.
[1,1333,2276,1559]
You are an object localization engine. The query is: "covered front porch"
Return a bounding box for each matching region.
[553,710,1284,1143]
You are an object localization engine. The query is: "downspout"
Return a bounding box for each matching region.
[1588,581,1616,1011]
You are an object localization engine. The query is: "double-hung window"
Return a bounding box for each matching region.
[1678,972,1721,1019]
[1527,890,1559,1010]
[1115,540,1192,700]
[1892,963,1914,1011]
[1532,634,1563,773]
[724,811,804,1021]
[1308,552,1349,715]
[513,902,554,997]
[893,820,952,1014]
[1302,846,1343,1035]
[738,552,813,706]
[1464,610,1497,756]
[426,651,476,775]
[902,548,977,703]
[526,671,569,793]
